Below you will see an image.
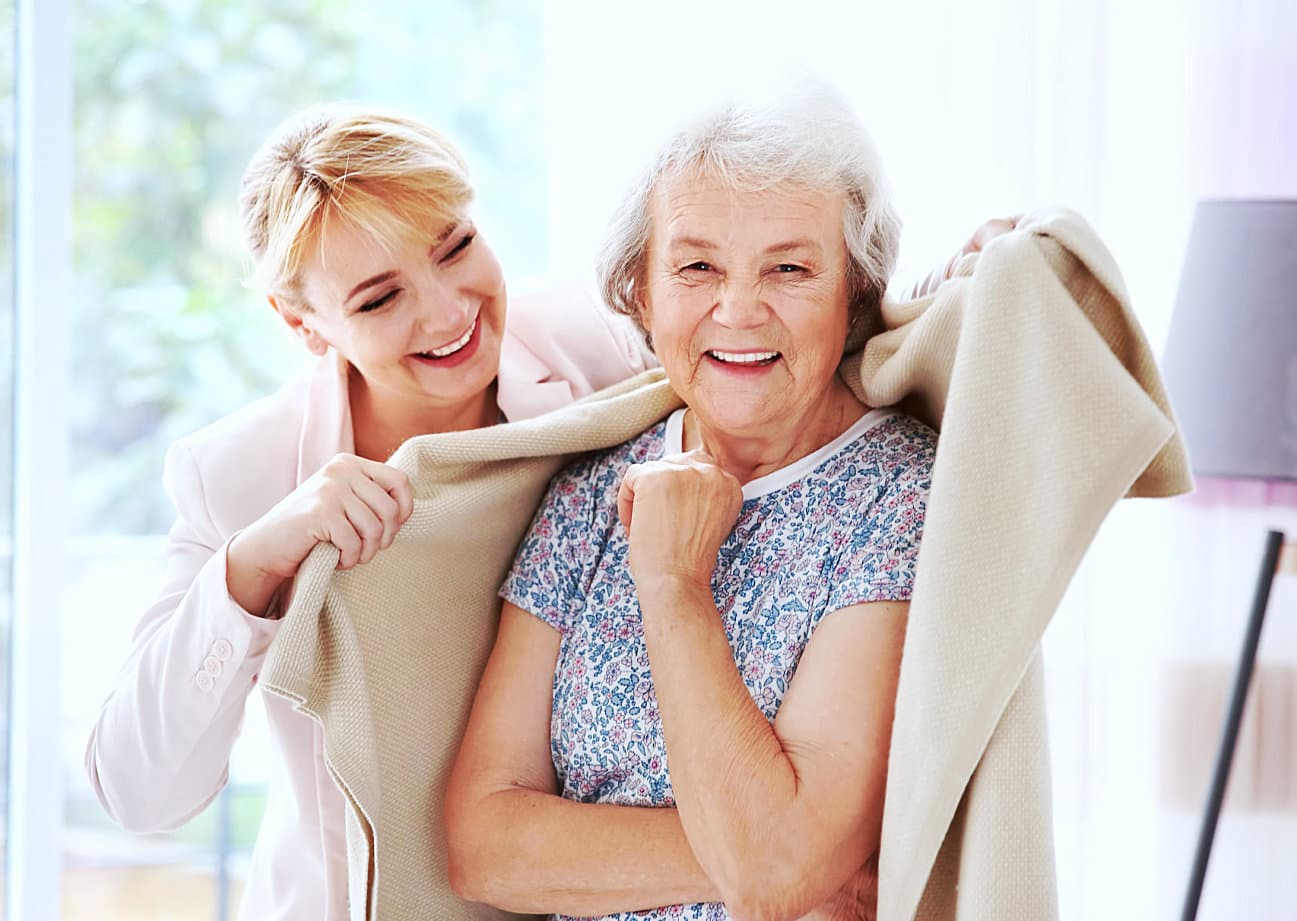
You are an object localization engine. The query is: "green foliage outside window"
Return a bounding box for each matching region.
[72,0,544,535]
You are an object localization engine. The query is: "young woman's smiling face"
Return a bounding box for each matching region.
[286,216,507,415]
[641,174,854,442]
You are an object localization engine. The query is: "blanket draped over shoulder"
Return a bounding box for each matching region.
[260,208,1191,921]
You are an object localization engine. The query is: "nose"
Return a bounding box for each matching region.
[416,276,475,338]
[711,279,769,329]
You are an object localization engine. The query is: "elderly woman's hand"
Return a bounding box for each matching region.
[617,450,743,596]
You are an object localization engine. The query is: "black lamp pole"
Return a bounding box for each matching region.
[1178,529,1285,921]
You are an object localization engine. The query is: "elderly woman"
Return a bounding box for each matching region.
[445,84,935,921]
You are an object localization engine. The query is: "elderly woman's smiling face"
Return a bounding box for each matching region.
[642,172,855,444]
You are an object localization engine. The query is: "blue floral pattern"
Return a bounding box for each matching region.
[500,411,936,921]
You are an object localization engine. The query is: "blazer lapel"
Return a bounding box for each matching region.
[496,328,575,422]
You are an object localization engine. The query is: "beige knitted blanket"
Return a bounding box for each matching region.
[261,207,1190,921]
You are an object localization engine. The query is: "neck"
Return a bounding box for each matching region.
[682,381,866,484]
[348,367,499,462]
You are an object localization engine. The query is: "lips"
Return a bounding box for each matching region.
[415,316,478,359]
[409,315,483,369]
[705,349,781,366]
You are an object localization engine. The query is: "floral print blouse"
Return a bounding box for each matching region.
[500,407,936,921]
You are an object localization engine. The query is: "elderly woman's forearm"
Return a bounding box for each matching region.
[639,582,884,921]
[446,786,718,915]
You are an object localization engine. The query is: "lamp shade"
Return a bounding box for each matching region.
[1161,200,1297,481]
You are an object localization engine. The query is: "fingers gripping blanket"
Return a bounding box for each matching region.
[260,208,1190,921]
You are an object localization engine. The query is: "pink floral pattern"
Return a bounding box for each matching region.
[500,413,935,920]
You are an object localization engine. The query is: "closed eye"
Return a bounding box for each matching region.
[439,231,476,263]
[358,289,399,313]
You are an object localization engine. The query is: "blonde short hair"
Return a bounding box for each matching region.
[239,105,474,307]
[596,80,901,340]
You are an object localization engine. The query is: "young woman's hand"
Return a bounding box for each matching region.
[226,453,413,616]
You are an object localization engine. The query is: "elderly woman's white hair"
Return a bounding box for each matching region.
[596,79,902,339]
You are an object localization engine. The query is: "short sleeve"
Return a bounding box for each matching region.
[825,419,936,610]
[500,458,598,633]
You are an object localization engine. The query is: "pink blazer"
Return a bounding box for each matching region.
[84,286,655,921]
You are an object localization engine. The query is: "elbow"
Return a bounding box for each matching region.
[444,791,541,910]
[90,774,190,835]
[111,809,179,836]
[87,769,182,834]
[443,793,496,904]
[445,852,478,903]
[444,835,488,904]
[84,737,199,835]
[444,826,517,907]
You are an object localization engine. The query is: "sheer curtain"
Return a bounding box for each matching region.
[540,2,1297,918]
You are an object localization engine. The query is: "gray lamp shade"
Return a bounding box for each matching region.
[1161,200,1297,481]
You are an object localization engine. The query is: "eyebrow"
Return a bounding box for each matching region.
[346,270,398,303]
[343,225,460,303]
[761,237,821,256]
[665,236,718,251]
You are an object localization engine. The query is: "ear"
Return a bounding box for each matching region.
[632,282,652,331]
[268,295,329,357]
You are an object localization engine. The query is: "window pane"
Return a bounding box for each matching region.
[65,2,542,918]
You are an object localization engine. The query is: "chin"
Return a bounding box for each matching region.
[698,403,779,438]
[434,355,498,404]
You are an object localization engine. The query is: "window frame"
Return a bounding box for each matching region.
[8,0,71,919]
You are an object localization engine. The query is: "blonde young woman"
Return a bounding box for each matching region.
[85,105,1007,920]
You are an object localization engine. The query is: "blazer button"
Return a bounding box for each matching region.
[202,655,223,677]
[195,671,215,693]
[212,638,234,661]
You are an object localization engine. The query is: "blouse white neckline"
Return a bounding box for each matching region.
[662,405,897,501]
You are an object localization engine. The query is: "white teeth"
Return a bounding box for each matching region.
[422,321,475,358]
[709,349,779,364]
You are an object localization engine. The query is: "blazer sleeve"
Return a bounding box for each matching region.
[83,440,283,833]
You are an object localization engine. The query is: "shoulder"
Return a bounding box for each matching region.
[818,413,934,603]
[863,412,937,482]
[850,412,935,532]
[163,371,316,537]
[815,411,935,520]
[172,374,310,464]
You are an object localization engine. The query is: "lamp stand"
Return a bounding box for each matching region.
[1179,529,1286,921]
